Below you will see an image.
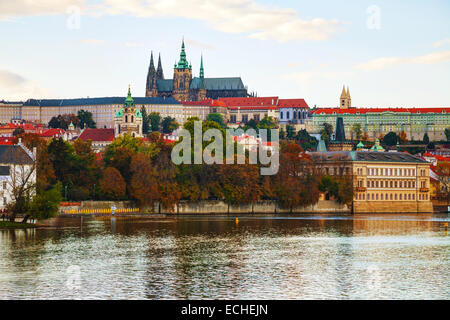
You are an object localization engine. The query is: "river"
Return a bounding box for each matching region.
[0,214,448,299]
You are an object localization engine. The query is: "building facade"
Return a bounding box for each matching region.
[310,151,433,213]
[145,40,248,101]
[310,107,450,141]
[0,143,36,209]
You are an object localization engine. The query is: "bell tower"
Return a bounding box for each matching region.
[173,38,192,101]
[340,85,351,109]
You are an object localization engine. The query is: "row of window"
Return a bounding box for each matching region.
[361,167,420,177]
[360,180,419,189]
[280,110,309,120]
[356,193,428,201]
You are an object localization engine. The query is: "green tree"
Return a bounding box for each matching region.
[383,131,398,146]
[206,113,226,128]
[320,123,333,143]
[27,183,62,221]
[423,133,430,145]
[351,123,362,140]
[286,125,296,139]
[445,128,450,142]
[149,112,161,132]
[77,109,96,129]
[161,116,179,134]
[141,106,150,135]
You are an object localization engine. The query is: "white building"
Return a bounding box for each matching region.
[0,142,36,209]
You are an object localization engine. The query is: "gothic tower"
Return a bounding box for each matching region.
[145,52,158,97]
[173,39,192,101]
[197,54,206,101]
[340,85,351,109]
[156,53,164,80]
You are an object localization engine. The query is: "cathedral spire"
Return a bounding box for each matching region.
[200,54,204,79]
[156,53,164,79]
[176,37,189,69]
[149,51,155,70]
[340,85,346,98]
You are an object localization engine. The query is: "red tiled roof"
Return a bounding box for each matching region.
[312,107,450,115]
[227,106,278,110]
[79,128,115,142]
[183,99,214,106]
[41,128,65,137]
[277,98,309,109]
[0,123,36,130]
[0,137,15,145]
[218,97,279,107]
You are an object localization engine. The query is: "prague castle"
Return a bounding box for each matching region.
[145,39,248,101]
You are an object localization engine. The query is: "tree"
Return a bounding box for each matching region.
[445,128,450,142]
[6,154,37,222]
[320,123,333,143]
[351,123,362,140]
[98,167,126,200]
[27,183,62,221]
[161,116,179,134]
[217,162,261,206]
[423,133,430,145]
[244,119,258,131]
[286,125,296,140]
[295,129,317,151]
[141,106,150,135]
[383,131,398,146]
[398,131,408,143]
[149,112,161,132]
[129,153,159,207]
[257,116,277,141]
[361,131,369,142]
[206,113,226,128]
[77,109,96,129]
[13,127,25,136]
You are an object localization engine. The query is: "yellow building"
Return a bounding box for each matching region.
[310,151,433,213]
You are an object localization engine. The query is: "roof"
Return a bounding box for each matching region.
[79,128,115,142]
[312,107,450,115]
[192,77,246,91]
[0,137,14,145]
[41,128,65,138]
[309,151,429,164]
[0,123,36,131]
[277,99,309,109]
[156,79,173,92]
[0,145,34,165]
[182,99,214,106]
[0,166,10,175]
[219,97,278,107]
[23,96,180,107]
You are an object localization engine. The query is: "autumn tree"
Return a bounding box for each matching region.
[129,153,159,207]
[98,167,126,200]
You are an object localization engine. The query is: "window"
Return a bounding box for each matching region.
[280,112,284,120]
[230,115,236,123]
[242,115,248,123]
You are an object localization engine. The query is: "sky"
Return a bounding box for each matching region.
[0,0,449,108]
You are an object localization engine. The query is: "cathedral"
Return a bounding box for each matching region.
[145,40,248,101]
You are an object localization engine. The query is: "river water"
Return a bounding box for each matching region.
[0,214,448,300]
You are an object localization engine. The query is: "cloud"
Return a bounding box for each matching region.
[0,69,50,100]
[433,38,450,48]
[95,0,342,42]
[0,0,84,20]
[124,42,141,47]
[80,39,105,45]
[355,51,450,71]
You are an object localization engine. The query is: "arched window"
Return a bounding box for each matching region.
[125,115,128,123]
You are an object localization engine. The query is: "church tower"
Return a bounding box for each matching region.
[115,86,143,138]
[156,53,164,80]
[340,85,351,109]
[197,54,206,101]
[145,52,158,97]
[173,39,192,101]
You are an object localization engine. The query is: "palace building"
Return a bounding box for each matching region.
[309,151,433,213]
[145,40,248,101]
[308,86,450,141]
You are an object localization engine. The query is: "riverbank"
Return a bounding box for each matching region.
[0,221,37,229]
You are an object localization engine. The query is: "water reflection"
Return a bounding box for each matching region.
[0,214,448,299]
